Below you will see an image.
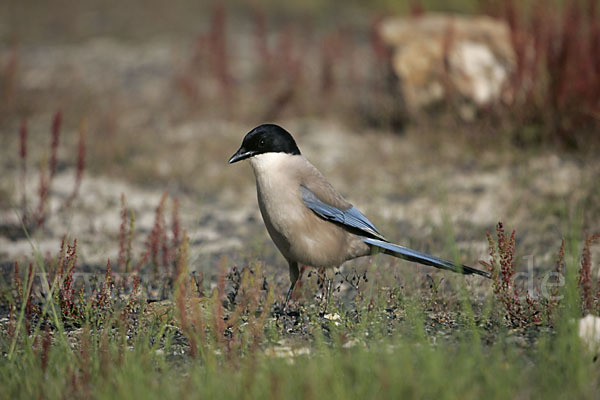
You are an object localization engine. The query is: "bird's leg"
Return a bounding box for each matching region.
[284,261,300,311]
[284,281,296,310]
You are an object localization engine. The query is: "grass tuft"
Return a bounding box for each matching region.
[482,221,600,328]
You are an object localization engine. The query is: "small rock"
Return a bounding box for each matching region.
[578,315,600,353]
[379,14,515,116]
[324,313,340,321]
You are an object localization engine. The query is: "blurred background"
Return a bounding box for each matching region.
[0,0,598,291]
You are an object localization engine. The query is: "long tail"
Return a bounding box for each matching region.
[363,238,490,278]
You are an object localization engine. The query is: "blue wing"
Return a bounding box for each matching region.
[300,185,386,241]
[300,185,490,278]
[300,184,490,278]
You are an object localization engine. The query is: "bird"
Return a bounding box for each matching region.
[228,124,490,306]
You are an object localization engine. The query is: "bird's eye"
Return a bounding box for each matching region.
[259,139,265,147]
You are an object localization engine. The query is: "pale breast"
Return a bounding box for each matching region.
[249,153,370,268]
[251,153,309,248]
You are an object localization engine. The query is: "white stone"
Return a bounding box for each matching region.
[578,314,600,352]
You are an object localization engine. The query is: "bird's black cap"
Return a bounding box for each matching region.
[228,124,301,164]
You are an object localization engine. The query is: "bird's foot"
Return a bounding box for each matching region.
[274,301,299,318]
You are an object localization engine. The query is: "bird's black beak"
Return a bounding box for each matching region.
[228,146,255,164]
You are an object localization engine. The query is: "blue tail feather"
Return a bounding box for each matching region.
[363,238,490,278]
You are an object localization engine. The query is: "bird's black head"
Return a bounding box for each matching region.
[228,124,301,164]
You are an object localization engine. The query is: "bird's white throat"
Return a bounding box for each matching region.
[249,152,297,177]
